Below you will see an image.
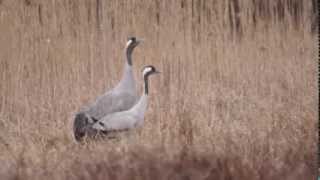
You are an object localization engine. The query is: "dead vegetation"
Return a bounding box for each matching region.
[0,0,318,179]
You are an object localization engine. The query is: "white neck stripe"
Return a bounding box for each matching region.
[126,40,132,47]
[143,67,152,76]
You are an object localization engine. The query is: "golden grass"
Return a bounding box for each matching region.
[0,0,318,179]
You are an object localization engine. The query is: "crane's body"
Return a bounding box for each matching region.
[88,66,160,138]
[92,94,148,131]
[73,37,142,141]
[82,63,137,120]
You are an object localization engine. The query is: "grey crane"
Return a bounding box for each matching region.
[73,37,142,141]
[92,65,160,132]
[83,65,160,138]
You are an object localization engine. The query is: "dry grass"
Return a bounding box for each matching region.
[0,0,318,179]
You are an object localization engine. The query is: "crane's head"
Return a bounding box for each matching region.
[142,65,161,78]
[126,37,142,51]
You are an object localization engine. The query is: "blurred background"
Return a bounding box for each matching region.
[0,0,318,179]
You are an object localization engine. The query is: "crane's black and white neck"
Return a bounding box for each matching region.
[115,37,141,92]
[129,65,160,120]
[142,65,159,95]
[125,37,141,66]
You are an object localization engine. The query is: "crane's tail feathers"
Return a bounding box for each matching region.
[73,113,101,142]
[73,113,90,142]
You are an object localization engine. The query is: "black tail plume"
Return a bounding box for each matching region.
[73,113,90,142]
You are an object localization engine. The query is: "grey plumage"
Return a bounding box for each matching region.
[91,65,160,134]
[73,37,142,141]
[82,68,137,119]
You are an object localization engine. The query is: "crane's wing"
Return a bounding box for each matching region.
[92,111,139,132]
[82,91,138,120]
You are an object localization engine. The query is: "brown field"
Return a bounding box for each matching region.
[0,0,318,179]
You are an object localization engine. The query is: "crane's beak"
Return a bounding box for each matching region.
[155,70,161,74]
